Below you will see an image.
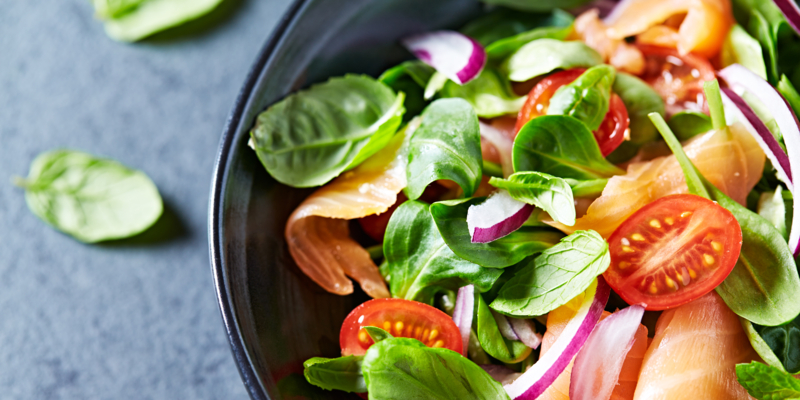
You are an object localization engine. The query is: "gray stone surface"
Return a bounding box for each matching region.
[0,0,292,398]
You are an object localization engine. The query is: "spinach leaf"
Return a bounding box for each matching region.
[743,319,791,374]
[490,230,610,317]
[383,200,503,303]
[430,198,564,268]
[502,39,603,82]
[364,326,394,343]
[475,293,531,363]
[303,356,367,393]
[406,98,482,200]
[668,111,713,141]
[362,337,510,400]
[250,75,405,188]
[487,25,573,61]
[93,0,225,42]
[759,187,788,240]
[512,115,624,179]
[613,72,666,145]
[722,24,768,80]
[380,61,435,121]
[547,65,616,132]
[736,361,800,400]
[482,0,593,12]
[439,69,527,118]
[461,8,573,47]
[754,319,800,374]
[15,150,163,243]
[489,172,576,226]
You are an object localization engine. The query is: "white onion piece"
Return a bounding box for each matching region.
[467,190,533,243]
[479,121,514,177]
[402,30,486,85]
[719,64,800,255]
[720,88,793,191]
[503,278,611,399]
[773,0,800,37]
[508,317,542,350]
[481,365,522,386]
[492,309,521,341]
[569,304,645,400]
[452,284,475,357]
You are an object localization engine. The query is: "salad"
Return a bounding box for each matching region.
[248,0,800,399]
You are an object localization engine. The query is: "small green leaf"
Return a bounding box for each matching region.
[547,65,616,132]
[721,24,768,80]
[503,39,602,82]
[613,72,666,146]
[565,178,608,198]
[668,111,713,141]
[486,25,573,60]
[736,361,800,400]
[94,0,226,42]
[489,172,576,226]
[364,326,394,343]
[704,80,727,132]
[475,293,531,363]
[742,319,791,374]
[379,61,435,120]
[752,318,800,374]
[759,187,788,240]
[439,69,527,118]
[647,112,711,198]
[303,356,366,393]
[460,8,573,47]
[17,149,163,243]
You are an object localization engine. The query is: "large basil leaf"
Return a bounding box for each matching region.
[548,65,616,132]
[439,69,526,118]
[380,61,435,121]
[487,25,573,61]
[668,111,713,141]
[482,0,593,12]
[475,293,531,363]
[430,198,564,268]
[303,356,366,393]
[406,98,482,200]
[490,230,610,317]
[383,200,502,303]
[722,24,768,80]
[736,361,800,400]
[362,338,510,400]
[753,319,800,374]
[613,72,666,145]
[461,7,573,47]
[489,172,576,226]
[502,39,602,82]
[250,75,404,188]
[512,115,624,179]
[15,150,163,243]
[93,0,225,42]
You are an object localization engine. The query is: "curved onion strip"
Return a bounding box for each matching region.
[402,31,486,85]
[453,285,475,357]
[467,189,533,243]
[285,124,413,298]
[503,278,610,399]
[508,317,542,350]
[773,0,800,37]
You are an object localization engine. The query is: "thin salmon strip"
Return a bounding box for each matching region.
[574,10,645,75]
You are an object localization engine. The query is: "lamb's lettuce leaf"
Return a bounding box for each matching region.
[489,172,576,226]
[438,69,526,118]
[722,24,769,80]
[486,25,573,60]
[380,61,435,120]
[547,64,615,132]
[612,72,666,145]
[461,7,573,47]
[502,39,602,82]
[475,293,531,363]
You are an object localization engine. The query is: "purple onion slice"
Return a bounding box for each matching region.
[773,0,800,38]
[402,31,486,85]
[467,190,533,243]
[452,284,475,357]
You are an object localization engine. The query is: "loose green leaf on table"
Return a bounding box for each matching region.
[481,0,593,12]
[547,64,615,132]
[303,356,366,393]
[502,39,602,82]
[667,111,713,141]
[613,72,666,145]
[250,75,405,188]
[461,7,573,47]
[490,230,610,317]
[362,337,511,400]
[736,361,800,400]
[439,69,527,118]
[15,149,163,243]
[93,0,226,42]
[486,25,573,60]
[406,98,483,200]
[489,172,576,226]
[383,200,502,303]
[512,115,624,179]
[430,198,564,268]
[475,293,531,363]
[721,24,768,80]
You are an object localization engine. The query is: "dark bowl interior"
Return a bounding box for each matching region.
[209,0,484,398]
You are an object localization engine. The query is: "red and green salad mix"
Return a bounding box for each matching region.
[248,0,800,398]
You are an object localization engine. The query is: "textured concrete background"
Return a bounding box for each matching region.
[0,0,292,398]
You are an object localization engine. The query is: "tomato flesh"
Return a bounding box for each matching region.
[340,298,463,356]
[604,194,742,311]
[637,44,716,115]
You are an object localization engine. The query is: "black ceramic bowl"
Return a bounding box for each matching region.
[209,0,486,398]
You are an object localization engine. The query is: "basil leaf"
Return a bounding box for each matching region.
[461,8,573,47]
[364,326,394,343]
[482,0,593,12]
[547,65,615,132]
[668,111,713,141]
[303,356,366,393]
[512,115,624,179]
[406,98,483,200]
[736,361,800,400]
[380,61,435,121]
[486,25,573,61]
[93,0,225,42]
[489,172,576,226]
[15,149,163,243]
[383,200,502,303]
[722,24,769,80]
[753,319,800,374]
[613,72,666,146]
[250,75,404,188]
[362,337,510,400]
[475,293,531,363]
[502,39,602,82]
[439,69,527,118]
[759,187,788,240]
[490,230,610,317]
[430,198,564,268]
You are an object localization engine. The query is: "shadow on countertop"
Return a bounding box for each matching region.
[98,200,190,247]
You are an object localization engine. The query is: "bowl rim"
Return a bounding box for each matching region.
[207,1,308,399]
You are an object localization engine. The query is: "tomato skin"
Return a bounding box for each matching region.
[636,44,716,115]
[595,94,629,157]
[340,298,463,356]
[604,194,742,311]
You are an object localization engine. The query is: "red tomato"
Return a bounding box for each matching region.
[514,68,630,156]
[604,194,742,311]
[340,298,463,356]
[637,44,716,115]
[358,193,407,242]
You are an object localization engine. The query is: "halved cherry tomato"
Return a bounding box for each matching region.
[515,68,630,156]
[340,298,462,356]
[637,44,716,115]
[604,194,742,310]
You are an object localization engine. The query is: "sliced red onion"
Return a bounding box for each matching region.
[508,318,542,350]
[569,304,645,400]
[720,87,793,190]
[719,64,800,255]
[467,190,533,243]
[402,31,486,85]
[492,309,521,341]
[503,278,611,400]
[452,284,475,357]
[481,365,522,386]
[479,121,514,177]
[773,0,800,38]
